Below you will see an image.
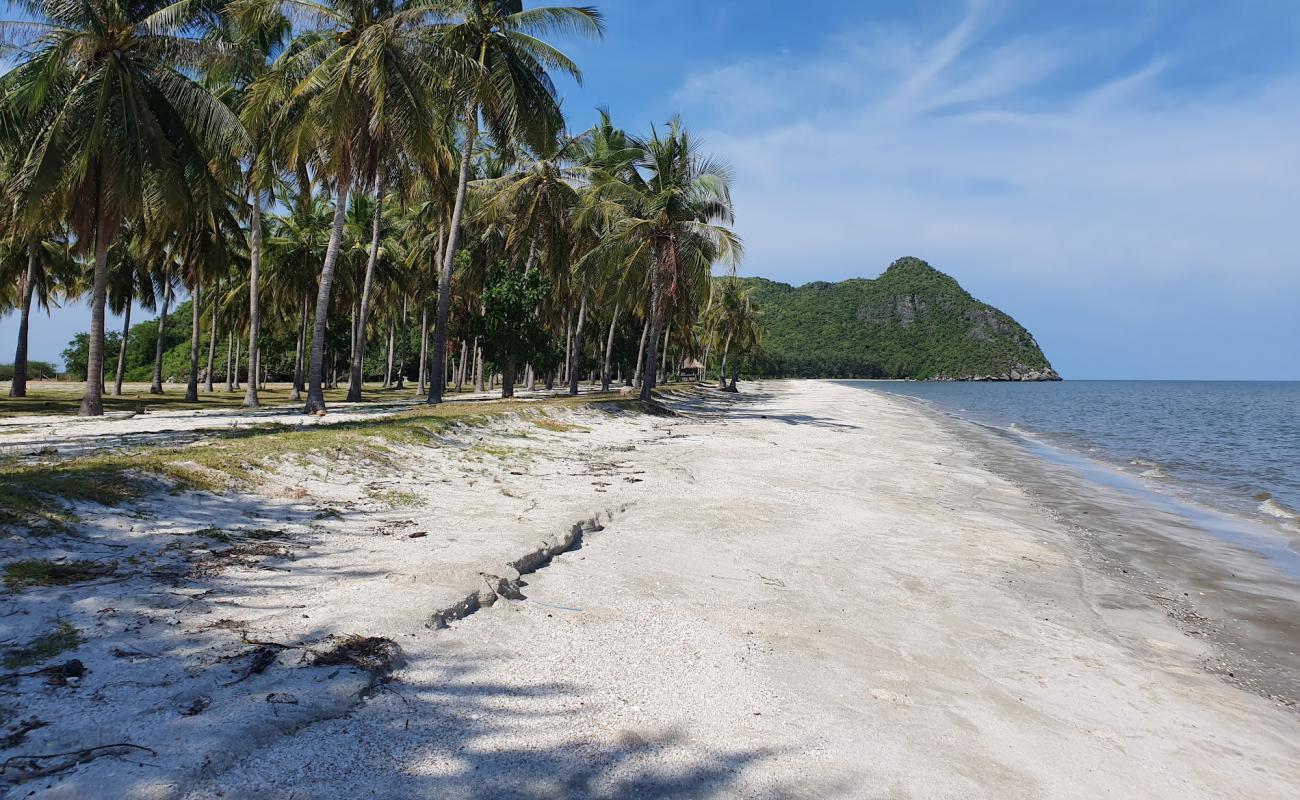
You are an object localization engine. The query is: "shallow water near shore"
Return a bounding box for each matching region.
[842,380,1300,533]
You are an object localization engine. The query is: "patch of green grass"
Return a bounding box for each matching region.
[470,442,534,461]
[191,527,232,543]
[2,621,80,669]
[3,559,116,590]
[532,416,590,433]
[370,489,424,508]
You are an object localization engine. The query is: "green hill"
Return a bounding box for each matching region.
[741,257,1060,381]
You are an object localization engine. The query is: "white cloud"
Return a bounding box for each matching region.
[673,2,1300,299]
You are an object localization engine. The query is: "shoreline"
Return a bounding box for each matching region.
[3,380,1298,797]
[835,378,1300,539]
[864,385,1300,709]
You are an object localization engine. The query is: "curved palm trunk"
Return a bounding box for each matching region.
[80,211,112,416]
[430,106,478,405]
[600,304,618,392]
[204,284,217,393]
[568,292,588,396]
[455,339,467,392]
[717,333,731,390]
[633,317,649,390]
[306,172,354,414]
[291,292,308,401]
[348,177,385,402]
[186,283,202,402]
[9,241,37,397]
[113,298,132,396]
[150,281,172,394]
[244,183,264,407]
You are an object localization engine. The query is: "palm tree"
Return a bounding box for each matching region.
[427,0,603,404]
[104,230,158,396]
[0,0,245,415]
[272,0,466,413]
[1,226,79,396]
[584,118,742,402]
[263,189,331,400]
[224,1,292,407]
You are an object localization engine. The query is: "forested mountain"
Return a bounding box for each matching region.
[742,257,1060,380]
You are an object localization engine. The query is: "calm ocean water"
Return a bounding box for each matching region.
[840,380,1300,530]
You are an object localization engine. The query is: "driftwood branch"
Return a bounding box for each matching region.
[2,743,158,782]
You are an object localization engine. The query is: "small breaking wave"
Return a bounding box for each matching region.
[1130,458,1167,479]
[1255,492,1299,524]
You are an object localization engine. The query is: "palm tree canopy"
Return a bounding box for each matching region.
[0,0,247,246]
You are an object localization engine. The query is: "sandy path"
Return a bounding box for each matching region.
[169,380,1300,799]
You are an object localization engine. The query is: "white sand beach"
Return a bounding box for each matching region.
[3,380,1298,798]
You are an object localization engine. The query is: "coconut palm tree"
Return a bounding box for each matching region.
[104,230,158,396]
[584,117,742,402]
[1,226,79,396]
[222,0,292,407]
[263,190,331,400]
[270,0,468,413]
[0,0,246,415]
[426,0,603,404]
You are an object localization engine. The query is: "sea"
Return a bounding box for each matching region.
[841,379,1300,541]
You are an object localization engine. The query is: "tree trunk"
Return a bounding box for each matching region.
[501,353,516,399]
[562,311,573,385]
[568,292,588,395]
[383,323,394,388]
[417,305,429,395]
[601,304,618,392]
[306,172,353,414]
[244,179,264,407]
[431,104,478,405]
[186,282,201,401]
[348,176,385,402]
[8,241,37,397]
[396,295,408,389]
[525,364,535,391]
[718,333,731,390]
[633,317,649,390]
[456,339,467,392]
[225,330,234,391]
[233,335,241,390]
[80,209,112,416]
[204,283,217,393]
[660,322,671,383]
[474,342,484,393]
[113,297,131,396]
[640,251,666,402]
[291,292,308,401]
[150,281,172,394]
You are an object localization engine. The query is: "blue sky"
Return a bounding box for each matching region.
[4,0,1299,379]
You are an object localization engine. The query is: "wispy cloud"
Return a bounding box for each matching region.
[673,1,1300,295]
